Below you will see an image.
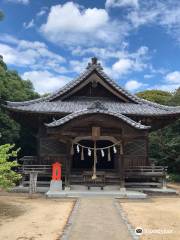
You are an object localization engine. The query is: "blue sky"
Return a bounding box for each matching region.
[0,0,180,94]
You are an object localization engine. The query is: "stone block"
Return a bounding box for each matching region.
[48,180,62,192]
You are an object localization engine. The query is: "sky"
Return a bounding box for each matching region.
[0,0,180,94]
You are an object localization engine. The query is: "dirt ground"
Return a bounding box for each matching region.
[0,193,74,240]
[168,182,180,194]
[120,196,180,240]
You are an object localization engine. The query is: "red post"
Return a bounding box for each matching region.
[52,162,61,180]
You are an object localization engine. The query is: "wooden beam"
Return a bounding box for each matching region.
[146,136,149,165]
[65,139,72,188]
[117,141,125,190]
[120,140,125,189]
[47,129,123,137]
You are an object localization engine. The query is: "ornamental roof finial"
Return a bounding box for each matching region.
[91,56,98,65]
[86,56,103,70]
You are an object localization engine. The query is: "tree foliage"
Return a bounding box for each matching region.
[137,89,180,173]
[169,87,180,106]
[0,144,21,189]
[0,58,39,146]
[137,90,172,105]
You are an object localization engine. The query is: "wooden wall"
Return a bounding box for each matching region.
[39,113,149,170]
[39,137,67,168]
[124,139,148,168]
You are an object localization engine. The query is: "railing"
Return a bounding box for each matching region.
[20,165,51,174]
[125,166,167,177]
[19,156,38,165]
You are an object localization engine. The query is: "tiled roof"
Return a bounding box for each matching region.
[5,57,180,116]
[45,108,151,130]
[6,60,140,106]
[5,98,180,116]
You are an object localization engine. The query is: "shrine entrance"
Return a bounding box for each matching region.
[72,139,116,171]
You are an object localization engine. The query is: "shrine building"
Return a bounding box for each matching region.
[5,57,180,190]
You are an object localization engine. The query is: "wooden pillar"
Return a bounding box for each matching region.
[65,140,71,189]
[37,116,42,164]
[162,167,167,189]
[20,174,25,187]
[145,134,149,166]
[118,141,125,190]
[28,171,38,197]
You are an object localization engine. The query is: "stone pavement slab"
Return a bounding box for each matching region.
[66,198,132,240]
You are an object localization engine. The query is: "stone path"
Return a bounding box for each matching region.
[66,198,132,240]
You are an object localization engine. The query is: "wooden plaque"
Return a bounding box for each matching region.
[92,127,100,140]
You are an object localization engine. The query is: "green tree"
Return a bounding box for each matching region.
[0,144,21,189]
[0,57,39,147]
[137,89,180,173]
[150,121,180,173]
[169,87,180,106]
[137,90,172,105]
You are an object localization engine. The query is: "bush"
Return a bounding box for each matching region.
[168,173,180,183]
[0,144,21,189]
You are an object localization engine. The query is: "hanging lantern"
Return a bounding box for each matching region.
[76,144,80,153]
[101,149,105,157]
[113,146,117,154]
[88,148,91,156]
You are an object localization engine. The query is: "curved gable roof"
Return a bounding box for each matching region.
[6,58,140,106]
[45,108,151,130]
[5,57,180,116]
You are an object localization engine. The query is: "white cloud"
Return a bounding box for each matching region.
[72,45,149,74]
[6,0,29,4]
[0,43,39,66]
[22,71,71,94]
[71,43,129,59]
[37,7,48,17]
[105,0,139,9]
[127,7,159,28]
[0,34,73,94]
[148,70,180,92]
[23,19,35,29]
[40,2,126,46]
[107,1,180,44]
[0,34,66,73]
[0,34,19,45]
[125,1,180,43]
[158,4,180,32]
[165,71,180,84]
[70,45,149,80]
[109,46,149,77]
[112,58,133,75]
[42,2,109,32]
[125,80,144,91]
[144,74,154,79]
[69,59,89,73]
